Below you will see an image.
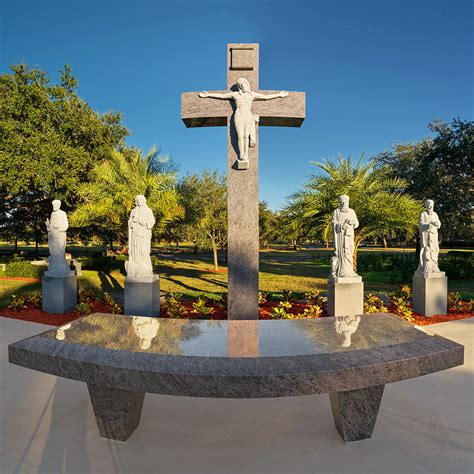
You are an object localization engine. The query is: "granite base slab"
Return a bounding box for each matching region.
[413,272,447,317]
[124,275,160,317]
[327,278,364,317]
[42,274,77,314]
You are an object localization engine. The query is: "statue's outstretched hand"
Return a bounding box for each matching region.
[279,91,288,98]
[199,91,209,98]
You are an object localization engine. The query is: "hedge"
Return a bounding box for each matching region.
[3,261,46,279]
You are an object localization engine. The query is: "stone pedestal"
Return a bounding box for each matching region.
[87,384,145,441]
[42,272,77,314]
[330,385,385,441]
[327,276,364,317]
[124,275,160,317]
[412,272,447,317]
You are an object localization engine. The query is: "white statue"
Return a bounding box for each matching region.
[45,200,72,276]
[331,195,359,278]
[132,316,160,350]
[335,315,361,347]
[126,195,156,278]
[199,78,288,163]
[416,199,441,274]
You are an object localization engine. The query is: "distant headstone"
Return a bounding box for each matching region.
[413,199,447,316]
[327,195,364,317]
[124,195,160,317]
[42,200,77,313]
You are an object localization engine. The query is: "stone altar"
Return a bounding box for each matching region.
[124,195,160,317]
[42,200,77,313]
[413,199,447,316]
[9,313,463,442]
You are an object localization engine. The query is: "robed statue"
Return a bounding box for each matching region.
[416,199,442,274]
[45,200,72,276]
[199,78,287,164]
[331,194,359,279]
[126,195,156,278]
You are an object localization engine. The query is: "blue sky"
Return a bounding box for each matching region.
[2,0,472,209]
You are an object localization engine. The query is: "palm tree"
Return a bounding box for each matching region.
[284,156,422,269]
[70,147,182,250]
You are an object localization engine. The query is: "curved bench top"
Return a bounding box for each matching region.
[9,313,463,398]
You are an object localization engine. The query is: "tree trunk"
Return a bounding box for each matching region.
[14,236,18,253]
[194,244,198,254]
[353,237,363,272]
[212,241,219,272]
[175,240,179,249]
[35,236,39,254]
[382,234,388,249]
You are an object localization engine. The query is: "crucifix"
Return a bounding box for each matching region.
[181,43,305,319]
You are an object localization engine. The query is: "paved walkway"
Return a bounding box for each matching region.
[1,316,473,474]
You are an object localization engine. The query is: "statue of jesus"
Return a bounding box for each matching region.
[331,194,359,279]
[199,78,287,163]
[126,195,156,278]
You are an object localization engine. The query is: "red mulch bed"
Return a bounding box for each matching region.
[1,299,471,327]
[0,300,113,326]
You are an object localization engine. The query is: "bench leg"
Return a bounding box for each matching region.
[87,384,145,441]
[329,385,384,442]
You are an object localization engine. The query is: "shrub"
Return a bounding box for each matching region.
[78,288,98,304]
[77,256,126,273]
[364,293,388,313]
[76,302,92,314]
[164,293,187,318]
[439,254,473,279]
[192,297,214,318]
[258,291,268,304]
[281,290,297,303]
[7,294,27,311]
[270,301,292,319]
[25,291,42,308]
[4,261,45,279]
[296,304,322,318]
[390,285,414,322]
[447,292,463,312]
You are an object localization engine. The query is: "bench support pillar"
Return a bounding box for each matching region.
[329,384,384,442]
[87,384,145,441]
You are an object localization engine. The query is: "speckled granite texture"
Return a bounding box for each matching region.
[330,385,384,441]
[87,384,145,441]
[9,313,463,441]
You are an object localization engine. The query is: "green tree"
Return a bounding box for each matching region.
[0,63,128,249]
[178,171,227,271]
[374,119,474,241]
[69,148,182,249]
[285,156,421,268]
[259,201,278,250]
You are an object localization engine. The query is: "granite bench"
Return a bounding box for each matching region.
[9,313,463,442]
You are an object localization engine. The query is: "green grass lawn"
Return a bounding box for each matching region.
[1,247,472,309]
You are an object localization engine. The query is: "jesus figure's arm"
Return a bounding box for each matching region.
[199,91,234,99]
[252,91,288,100]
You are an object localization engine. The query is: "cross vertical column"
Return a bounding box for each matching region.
[227,43,260,320]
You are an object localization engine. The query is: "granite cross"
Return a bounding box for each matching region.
[181,43,305,320]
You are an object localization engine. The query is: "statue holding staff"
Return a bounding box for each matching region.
[45,200,72,276]
[331,194,359,279]
[200,78,288,163]
[126,195,156,278]
[416,199,441,274]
